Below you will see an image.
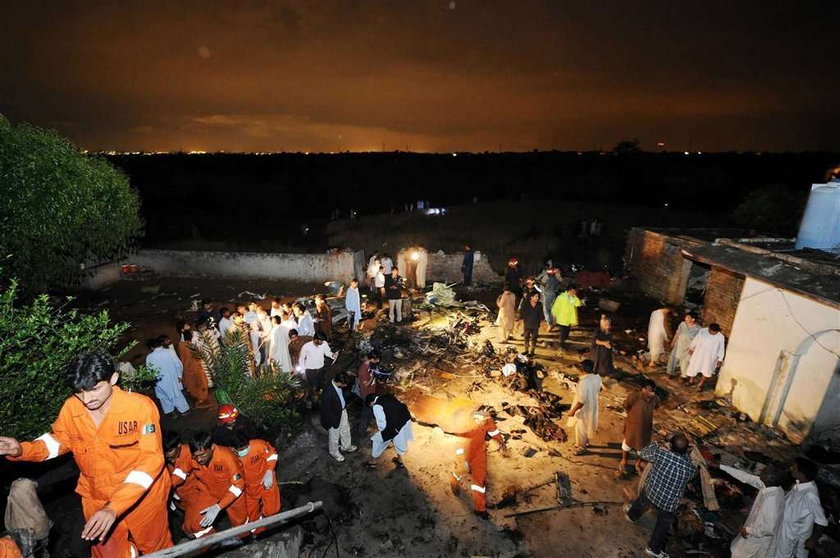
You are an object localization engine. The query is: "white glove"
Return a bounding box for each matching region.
[199,503,221,528]
[262,470,274,489]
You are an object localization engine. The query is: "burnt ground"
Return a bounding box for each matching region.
[6,277,833,558]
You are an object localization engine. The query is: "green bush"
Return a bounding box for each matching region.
[197,330,303,435]
[0,278,135,439]
[0,115,142,292]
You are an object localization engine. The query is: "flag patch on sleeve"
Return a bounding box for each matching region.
[142,424,156,435]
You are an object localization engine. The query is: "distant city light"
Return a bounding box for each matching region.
[684,151,690,155]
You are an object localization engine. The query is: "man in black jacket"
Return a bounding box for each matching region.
[384,268,405,323]
[520,291,543,356]
[365,393,414,469]
[319,372,357,462]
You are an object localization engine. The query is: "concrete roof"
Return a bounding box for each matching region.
[682,243,840,309]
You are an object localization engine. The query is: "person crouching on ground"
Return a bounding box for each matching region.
[319,372,357,462]
[365,393,413,469]
[231,431,281,533]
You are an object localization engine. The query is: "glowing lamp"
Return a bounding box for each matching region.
[411,251,420,261]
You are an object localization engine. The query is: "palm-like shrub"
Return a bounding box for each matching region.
[196,329,303,435]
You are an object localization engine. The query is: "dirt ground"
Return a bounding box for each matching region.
[26,278,808,558]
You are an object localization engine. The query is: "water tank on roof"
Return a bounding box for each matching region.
[795,180,840,251]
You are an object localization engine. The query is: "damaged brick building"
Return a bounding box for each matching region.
[625,227,840,444]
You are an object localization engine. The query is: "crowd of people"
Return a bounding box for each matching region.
[487,257,827,558]
[0,249,830,558]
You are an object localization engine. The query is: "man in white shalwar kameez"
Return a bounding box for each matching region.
[719,463,786,558]
[771,458,827,558]
[366,394,414,469]
[567,359,602,454]
[146,338,190,416]
[294,303,316,337]
[345,279,362,332]
[647,307,673,367]
[268,316,293,372]
[667,312,701,376]
[685,323,726,391]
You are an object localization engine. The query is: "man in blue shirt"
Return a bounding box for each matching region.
[626,432,696,558]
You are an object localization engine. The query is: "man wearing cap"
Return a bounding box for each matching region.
[212,405,257,448]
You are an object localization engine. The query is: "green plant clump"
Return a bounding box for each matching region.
[0,278,135,440]
[0,115,142,292]
[198,330,303,435]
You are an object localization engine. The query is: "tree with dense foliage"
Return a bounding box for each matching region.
[731,184,805,236]
[0,115,142,292]
[0,277,154,440]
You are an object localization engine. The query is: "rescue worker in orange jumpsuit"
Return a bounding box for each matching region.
[182,431,249,538]
[231,431,281,533]
[163,431,214,518]
[0,537,22,558]
[449,408,507,520]
[0,353,173,558]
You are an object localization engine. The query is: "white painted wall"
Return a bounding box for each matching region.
[717,277,840,442]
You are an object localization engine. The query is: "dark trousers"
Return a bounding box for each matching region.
[305,367,325,401]
[628,490,676,554]
[523,326,538,354]
[558,325,571,348]
[356,402,373,436]
[463,270,472,286]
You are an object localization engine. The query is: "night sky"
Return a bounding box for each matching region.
[2,1,838,153]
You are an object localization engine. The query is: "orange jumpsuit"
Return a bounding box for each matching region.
[450,417,503,512]
[0,538,22,558]
[183,445,248,538]
[237,439,281,531]
[9,387,172,558]
[166,444,208,510]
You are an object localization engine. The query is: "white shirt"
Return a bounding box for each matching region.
[333,382,346,409]
[270,307,282,318]
[772,481,828,558]
[721,465,785,558]
[296,312,315,337]
[218,316,233,337]
[345,286,361,315]
[374,272,385,289]
[573,373,603,438]
[381,257,393,274]
[299,340,335,370]
[686,328,726,376]
[244,311,258,324]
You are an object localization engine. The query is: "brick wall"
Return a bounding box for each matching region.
[426,251,502,284]
[702,266,744,336]
[624,228,703,304]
